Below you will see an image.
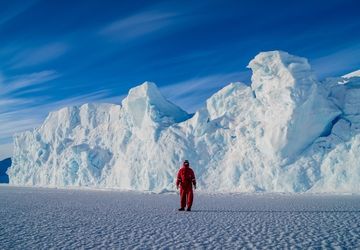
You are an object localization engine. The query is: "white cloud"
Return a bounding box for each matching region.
[1,70,60,95]
[0,70,59,144]
[0,113,39,139]
[159,72,250,113]
[310,46,360,79]
[40,90,125,112]
[100,10,182,41]
[0,0,37,27]
[0,86,125,145]
[11,43,68,69]
[0,70,61,119]
[0,69,125,156]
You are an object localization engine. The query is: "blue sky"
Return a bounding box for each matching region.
[1,0,360,159]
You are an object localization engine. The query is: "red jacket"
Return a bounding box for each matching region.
[176,163,196,189]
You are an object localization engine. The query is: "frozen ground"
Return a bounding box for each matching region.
[1,185,360,249]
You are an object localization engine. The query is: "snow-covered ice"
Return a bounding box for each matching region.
[7,50,360,193]
[1,185,360,249]
[343,69,360,78]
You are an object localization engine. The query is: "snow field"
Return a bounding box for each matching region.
[1,185,360,249]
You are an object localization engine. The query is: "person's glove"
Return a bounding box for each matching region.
[176,185,179,190]
[194,185,196,189]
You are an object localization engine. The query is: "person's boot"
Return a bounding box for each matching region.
[186,208,191,211]
[178,207,185,211]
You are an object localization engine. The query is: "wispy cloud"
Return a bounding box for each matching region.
[10,43,68,69]
[0,0,37,27]
[1,70,60,95]
[310,45,360,79]
[0,91,123,140]
[159,72,251,113]
[39,90,125,113]
[0,112,40,139]
[0,70,60,146]
[0,68,124,145]
[100,9,183,41]
[0,71,249,154]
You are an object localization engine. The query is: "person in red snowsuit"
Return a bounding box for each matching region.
[176,160,196,211]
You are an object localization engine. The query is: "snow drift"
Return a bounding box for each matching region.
[7,51,360,193]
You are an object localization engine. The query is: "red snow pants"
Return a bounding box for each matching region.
[180,186,193,209]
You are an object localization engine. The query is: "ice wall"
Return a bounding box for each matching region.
[7,51,360,193]
[248,51,340,159]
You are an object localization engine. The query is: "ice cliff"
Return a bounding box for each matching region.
[7,51,360,193]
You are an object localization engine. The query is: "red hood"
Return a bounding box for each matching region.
[183,163,190,168]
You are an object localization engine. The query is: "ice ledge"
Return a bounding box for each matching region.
[121,81,190,127]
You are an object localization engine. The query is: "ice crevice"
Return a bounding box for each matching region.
[7,51,360,193]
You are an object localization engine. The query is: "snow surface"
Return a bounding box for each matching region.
[1,185,360,249]
[7,51,360,193]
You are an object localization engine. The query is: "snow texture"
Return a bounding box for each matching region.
[1,185,360,249]
[7,51,360,193]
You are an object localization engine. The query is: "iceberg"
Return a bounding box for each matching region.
[7,51,360,193]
